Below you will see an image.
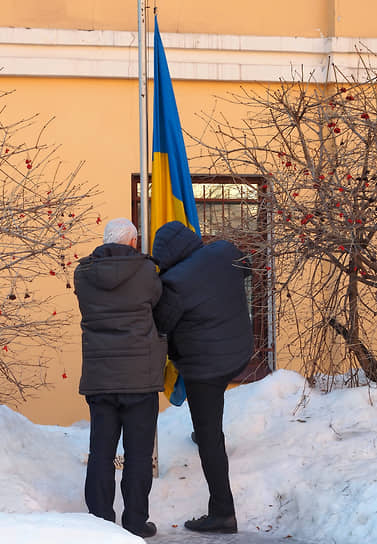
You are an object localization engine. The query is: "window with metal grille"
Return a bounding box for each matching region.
[131,174,273,383]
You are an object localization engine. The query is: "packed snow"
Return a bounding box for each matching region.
[1,369,377,544]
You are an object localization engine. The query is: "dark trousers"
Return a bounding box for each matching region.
[184,377,235,518]
[85,392,158,531]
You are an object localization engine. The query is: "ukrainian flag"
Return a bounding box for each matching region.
[151,16,201,242]
[151,16,201,406]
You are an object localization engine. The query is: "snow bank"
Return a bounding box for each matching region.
[1,369,377,543]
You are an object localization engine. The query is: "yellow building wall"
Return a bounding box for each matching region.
[1,0,376,424]
[0,0,329,36]
[0,0,376,37]
[0,75,256,424]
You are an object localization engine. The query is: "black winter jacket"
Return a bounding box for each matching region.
[74,243,167,395]
[152,221,253,381]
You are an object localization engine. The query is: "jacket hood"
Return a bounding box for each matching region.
[152,221,203,271]
[75,243,147,291]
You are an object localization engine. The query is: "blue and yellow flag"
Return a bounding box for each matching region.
[151,16,201,243]
[151,16,201,406]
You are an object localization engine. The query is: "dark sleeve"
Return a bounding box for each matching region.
[153,284,184,334]
[231,245,253,278]
[239,255,253,278]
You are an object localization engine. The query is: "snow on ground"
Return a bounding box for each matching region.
[1,369,377,544]
[0,512,144,544]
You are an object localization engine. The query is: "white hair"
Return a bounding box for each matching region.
[103,218,138,245]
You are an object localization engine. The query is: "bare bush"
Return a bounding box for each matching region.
[0,90,100,404]
[190,57,377,388]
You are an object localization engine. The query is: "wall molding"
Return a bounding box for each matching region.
[0,27,375,82]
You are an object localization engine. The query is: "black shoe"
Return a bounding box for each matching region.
[184,514,237,534]
[125,522,157,538]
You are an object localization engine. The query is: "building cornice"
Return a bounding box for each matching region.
[0,27,375,82]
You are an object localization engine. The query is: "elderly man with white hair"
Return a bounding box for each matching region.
[74,218,167,538]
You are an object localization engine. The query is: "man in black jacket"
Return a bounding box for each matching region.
[152,221,253,534]
[74,218,167,538]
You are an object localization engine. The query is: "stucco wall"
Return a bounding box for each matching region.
[1,0,376,424]
[1,75,256,424]
[0,1,375,38]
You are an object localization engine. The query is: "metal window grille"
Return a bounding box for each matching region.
[131,174,274,383]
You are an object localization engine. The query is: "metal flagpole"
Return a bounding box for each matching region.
[138,0,149,254]
[138,0,159,477]
[266,184,277,372]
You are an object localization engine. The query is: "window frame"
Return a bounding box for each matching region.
[131,173,274,383]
